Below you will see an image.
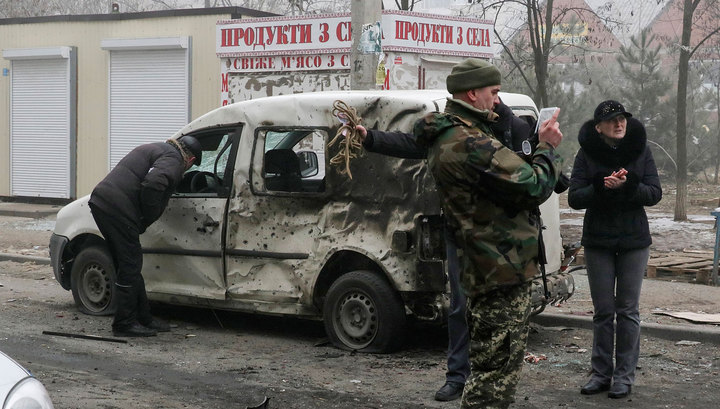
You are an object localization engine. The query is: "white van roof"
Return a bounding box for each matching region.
[176,90,446,136]
[175,90,538,137]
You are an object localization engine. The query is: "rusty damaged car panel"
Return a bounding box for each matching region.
[49,90,574,353]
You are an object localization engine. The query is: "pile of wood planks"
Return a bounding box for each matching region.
[646,250,715,284]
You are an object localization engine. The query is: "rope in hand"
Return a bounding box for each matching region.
[328,100,363,179]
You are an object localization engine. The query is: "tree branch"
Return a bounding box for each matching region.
[690,26,720,57]
[647,140,677,171]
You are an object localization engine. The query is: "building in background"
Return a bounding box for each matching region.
[0,7,273,200]
[1,8,497,200]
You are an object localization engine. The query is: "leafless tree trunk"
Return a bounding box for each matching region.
[715,91,720,184]
[674,0,720,220]
[674,0,693,221]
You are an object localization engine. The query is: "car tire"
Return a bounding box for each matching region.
[323,270,407,353]
[70,246,117,316]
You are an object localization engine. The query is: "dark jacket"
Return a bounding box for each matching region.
[363,129,427,159]
[363,101,531,158]
[89,142,185,233]
[490,101,532,152]
[568,117,662,250]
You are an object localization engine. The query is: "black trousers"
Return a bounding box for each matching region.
[89,204,152,327]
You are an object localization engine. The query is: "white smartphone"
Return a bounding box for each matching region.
[534,107,559,134]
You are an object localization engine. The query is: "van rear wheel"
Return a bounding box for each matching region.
[70,246,117,316]
[323,270,406,353]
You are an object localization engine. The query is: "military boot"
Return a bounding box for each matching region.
[112,283,156,337]
[135,278,171,332]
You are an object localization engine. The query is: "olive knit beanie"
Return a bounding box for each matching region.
[446,58,502,94]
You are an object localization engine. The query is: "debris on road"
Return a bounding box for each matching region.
[246,396,269,409]
[564,344,588,353]
[42,330,128,344]
[652,310,720,324]
[524,352,547,364]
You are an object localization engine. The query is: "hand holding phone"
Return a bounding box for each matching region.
[536,107,562,148]
[535,107,560,134]
[604,168,628,189]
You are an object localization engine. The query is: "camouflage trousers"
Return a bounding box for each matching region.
[462,282,532,409]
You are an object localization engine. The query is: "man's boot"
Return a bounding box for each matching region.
[112,283,156,337]
[135,279,171,332]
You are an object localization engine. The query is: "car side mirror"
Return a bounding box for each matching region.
[297,151,319,177]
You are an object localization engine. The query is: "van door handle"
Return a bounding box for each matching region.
[197,217,220,233]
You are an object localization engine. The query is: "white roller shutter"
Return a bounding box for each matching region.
[105,38,190,168]
[4,47,76,198]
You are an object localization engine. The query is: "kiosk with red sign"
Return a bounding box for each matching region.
[217,11,495,105]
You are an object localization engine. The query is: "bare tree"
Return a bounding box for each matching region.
[706,56,720,184]
[0,0,101,17]
[209,0,348,14]
[673,0,720,220]
[0,0,353,17]
[0,0,171,16]
[469,0,618,108]
[394,0,420,10]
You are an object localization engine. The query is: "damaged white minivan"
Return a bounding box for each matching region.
[50,90,574,353]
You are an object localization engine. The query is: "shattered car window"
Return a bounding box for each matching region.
[175,129,239,196]
[195,133,231,174]
[260,129,326,193]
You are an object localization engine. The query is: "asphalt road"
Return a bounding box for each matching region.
[2,260,719,409]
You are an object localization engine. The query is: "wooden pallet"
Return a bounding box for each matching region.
[571,249,717,284]
[646,250,716,284]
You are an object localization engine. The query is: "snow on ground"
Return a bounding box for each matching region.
[561,208,719,252]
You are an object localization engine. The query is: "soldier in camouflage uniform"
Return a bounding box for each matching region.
[414,58,563,409]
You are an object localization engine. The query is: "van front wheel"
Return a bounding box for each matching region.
[70,246,117,316]
[323,270,406,353]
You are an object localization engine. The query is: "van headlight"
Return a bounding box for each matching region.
[4,377,55,409]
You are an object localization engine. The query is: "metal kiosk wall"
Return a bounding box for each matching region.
[101,37,192,169]
[2,46,77,199]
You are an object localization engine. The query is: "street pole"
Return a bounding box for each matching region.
[350,0,382,90]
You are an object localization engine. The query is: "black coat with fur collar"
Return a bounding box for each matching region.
[568,117,662,249]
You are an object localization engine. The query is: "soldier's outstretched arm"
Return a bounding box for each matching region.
[356,125,427,159]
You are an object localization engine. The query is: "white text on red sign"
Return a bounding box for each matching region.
[217,11,495,58]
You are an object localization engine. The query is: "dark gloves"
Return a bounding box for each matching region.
[554,173,570,194]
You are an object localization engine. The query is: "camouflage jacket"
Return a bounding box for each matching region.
[414,98,562,296]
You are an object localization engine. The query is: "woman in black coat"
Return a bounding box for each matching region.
[568,100,662,399]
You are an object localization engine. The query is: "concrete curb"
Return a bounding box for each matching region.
[0,253,51,265]
[0,209,59,218]
[532,312,720,345]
